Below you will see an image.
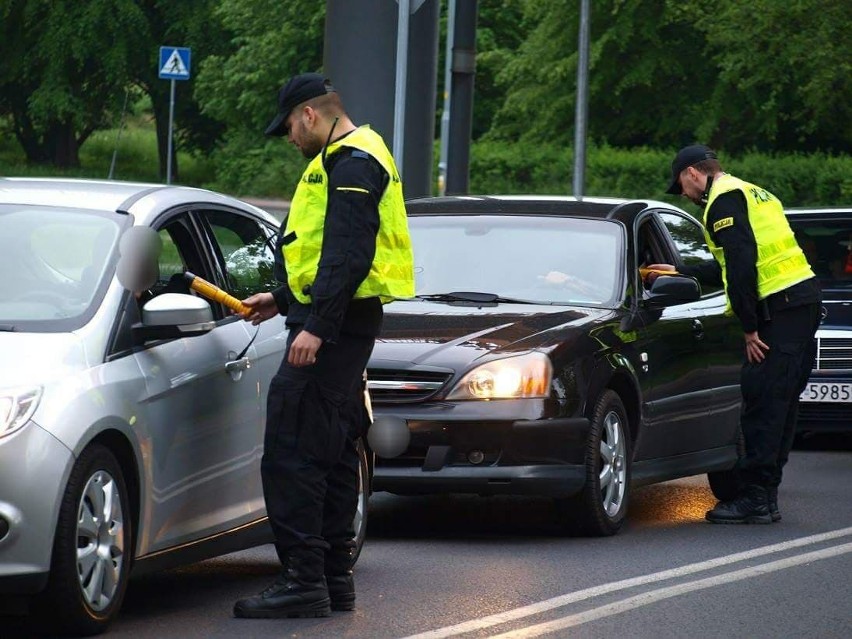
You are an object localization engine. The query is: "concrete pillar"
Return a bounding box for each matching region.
[324,0,440,198]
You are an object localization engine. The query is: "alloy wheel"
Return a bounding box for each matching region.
[76,470,126,612]
[599,410,627,517]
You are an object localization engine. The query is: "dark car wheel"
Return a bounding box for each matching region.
[559,390,631,536]
[352,437,370,563]
[39,444,131,636]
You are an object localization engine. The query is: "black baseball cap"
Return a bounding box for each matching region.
[264,73,336,137]
[666,144,718,194]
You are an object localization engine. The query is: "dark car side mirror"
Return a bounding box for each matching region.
[131,293,215,344]
[644,275,701,308]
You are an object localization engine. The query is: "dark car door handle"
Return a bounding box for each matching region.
[692,319,705,340]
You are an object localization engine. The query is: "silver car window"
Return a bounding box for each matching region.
[0,206,121,323]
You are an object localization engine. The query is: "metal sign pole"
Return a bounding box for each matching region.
[159,46,191,185]
[166,79,176,185]
[572,0,590,199]
[393,0,411,177]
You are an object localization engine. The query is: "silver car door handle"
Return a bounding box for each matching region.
[225,358,251,374]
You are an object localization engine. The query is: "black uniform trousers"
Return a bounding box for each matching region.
[738,298,820,489]
[261,327,374,563]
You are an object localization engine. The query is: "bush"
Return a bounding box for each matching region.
[466,141,851,207]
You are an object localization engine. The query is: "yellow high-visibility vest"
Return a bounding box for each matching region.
[283,125,415,304]
[703,174,813,312]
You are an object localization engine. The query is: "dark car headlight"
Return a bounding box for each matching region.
[0,385,42,438]
[445,352,553,400]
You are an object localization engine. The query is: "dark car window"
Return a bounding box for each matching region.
[658,212,723,296]
[200,209,278,300]
[788,218,852,288]
[147,214,209,300]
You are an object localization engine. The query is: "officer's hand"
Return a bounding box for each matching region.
[744,331,769,364]
[288,330,323,367]
[241,292,277,325]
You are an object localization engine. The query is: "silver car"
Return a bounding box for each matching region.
[0,178,370,635]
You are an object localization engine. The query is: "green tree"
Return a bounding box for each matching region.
[486,0,711,147]
[194,0,325,195]
[132,0,233,181]
[0,0,147,167]
[694,0,851,153]
[485,0,850,154]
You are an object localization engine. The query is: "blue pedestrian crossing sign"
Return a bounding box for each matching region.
[159,46,191,81]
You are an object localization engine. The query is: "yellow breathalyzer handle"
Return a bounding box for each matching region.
[184,272,251,316]
[639,267,679,279]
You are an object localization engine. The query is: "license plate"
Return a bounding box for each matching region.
[799,382,852,403]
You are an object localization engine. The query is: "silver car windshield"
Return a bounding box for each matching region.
[410,215,623,306]
[0,206,123,326]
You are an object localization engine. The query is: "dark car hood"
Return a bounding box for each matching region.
[371,299,615,371]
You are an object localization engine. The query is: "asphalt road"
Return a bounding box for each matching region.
[6,435,851,639]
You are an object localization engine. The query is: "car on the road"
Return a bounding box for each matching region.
[0,178,370,636]
[367,195,743,536]
[786,207,852,432]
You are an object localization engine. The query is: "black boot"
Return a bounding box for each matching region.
[325,547,355,611]
[705,484,772,524]
[767,486,781,522]
[234,549,331,619]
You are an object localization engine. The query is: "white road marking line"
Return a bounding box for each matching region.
[490,541,852,639]
[398,526,852,639]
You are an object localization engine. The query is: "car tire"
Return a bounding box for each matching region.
[559,390,631,536]
[707,427,745,501]
[39,443,132,636]
[352,437,370,563]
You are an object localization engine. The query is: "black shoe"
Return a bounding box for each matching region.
[234,550,331,619]
[325,545,356,611]
[327,574,355,611]
[767,486,781,522]
[705,485,772,524]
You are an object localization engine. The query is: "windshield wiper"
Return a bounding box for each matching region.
[414,292,541,305]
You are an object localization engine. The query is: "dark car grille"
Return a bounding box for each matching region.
[366,370,453,403]
[814,337,852,371]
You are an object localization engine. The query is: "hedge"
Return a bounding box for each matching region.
[467,141,851,207]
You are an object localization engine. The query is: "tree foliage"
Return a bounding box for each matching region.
[485,0,850,155]
[193,0,325,195]
[0,0,147,167]
[1,0,847,182]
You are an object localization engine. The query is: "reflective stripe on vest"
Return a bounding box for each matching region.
[703,174,814,311]
[283,125,415,304]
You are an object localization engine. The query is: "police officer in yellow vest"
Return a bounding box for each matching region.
[234,73,414,618]
[647,145,820,525]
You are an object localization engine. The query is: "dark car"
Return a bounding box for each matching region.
[366,195,744,536]
[786,207,852,433]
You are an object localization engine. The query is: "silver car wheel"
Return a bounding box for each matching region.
[76,470,126,612]
[352,438,371,562]
[599,409,627,517]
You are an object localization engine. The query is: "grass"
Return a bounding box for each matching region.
[0,114,215,187]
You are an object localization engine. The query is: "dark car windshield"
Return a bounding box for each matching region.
[789,217,852,289]
[409,215,623,306]
[0,205,125,329]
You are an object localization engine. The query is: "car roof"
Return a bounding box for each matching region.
[0,177,275,226]
[786,207,851,219]
[404,194,680,220]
